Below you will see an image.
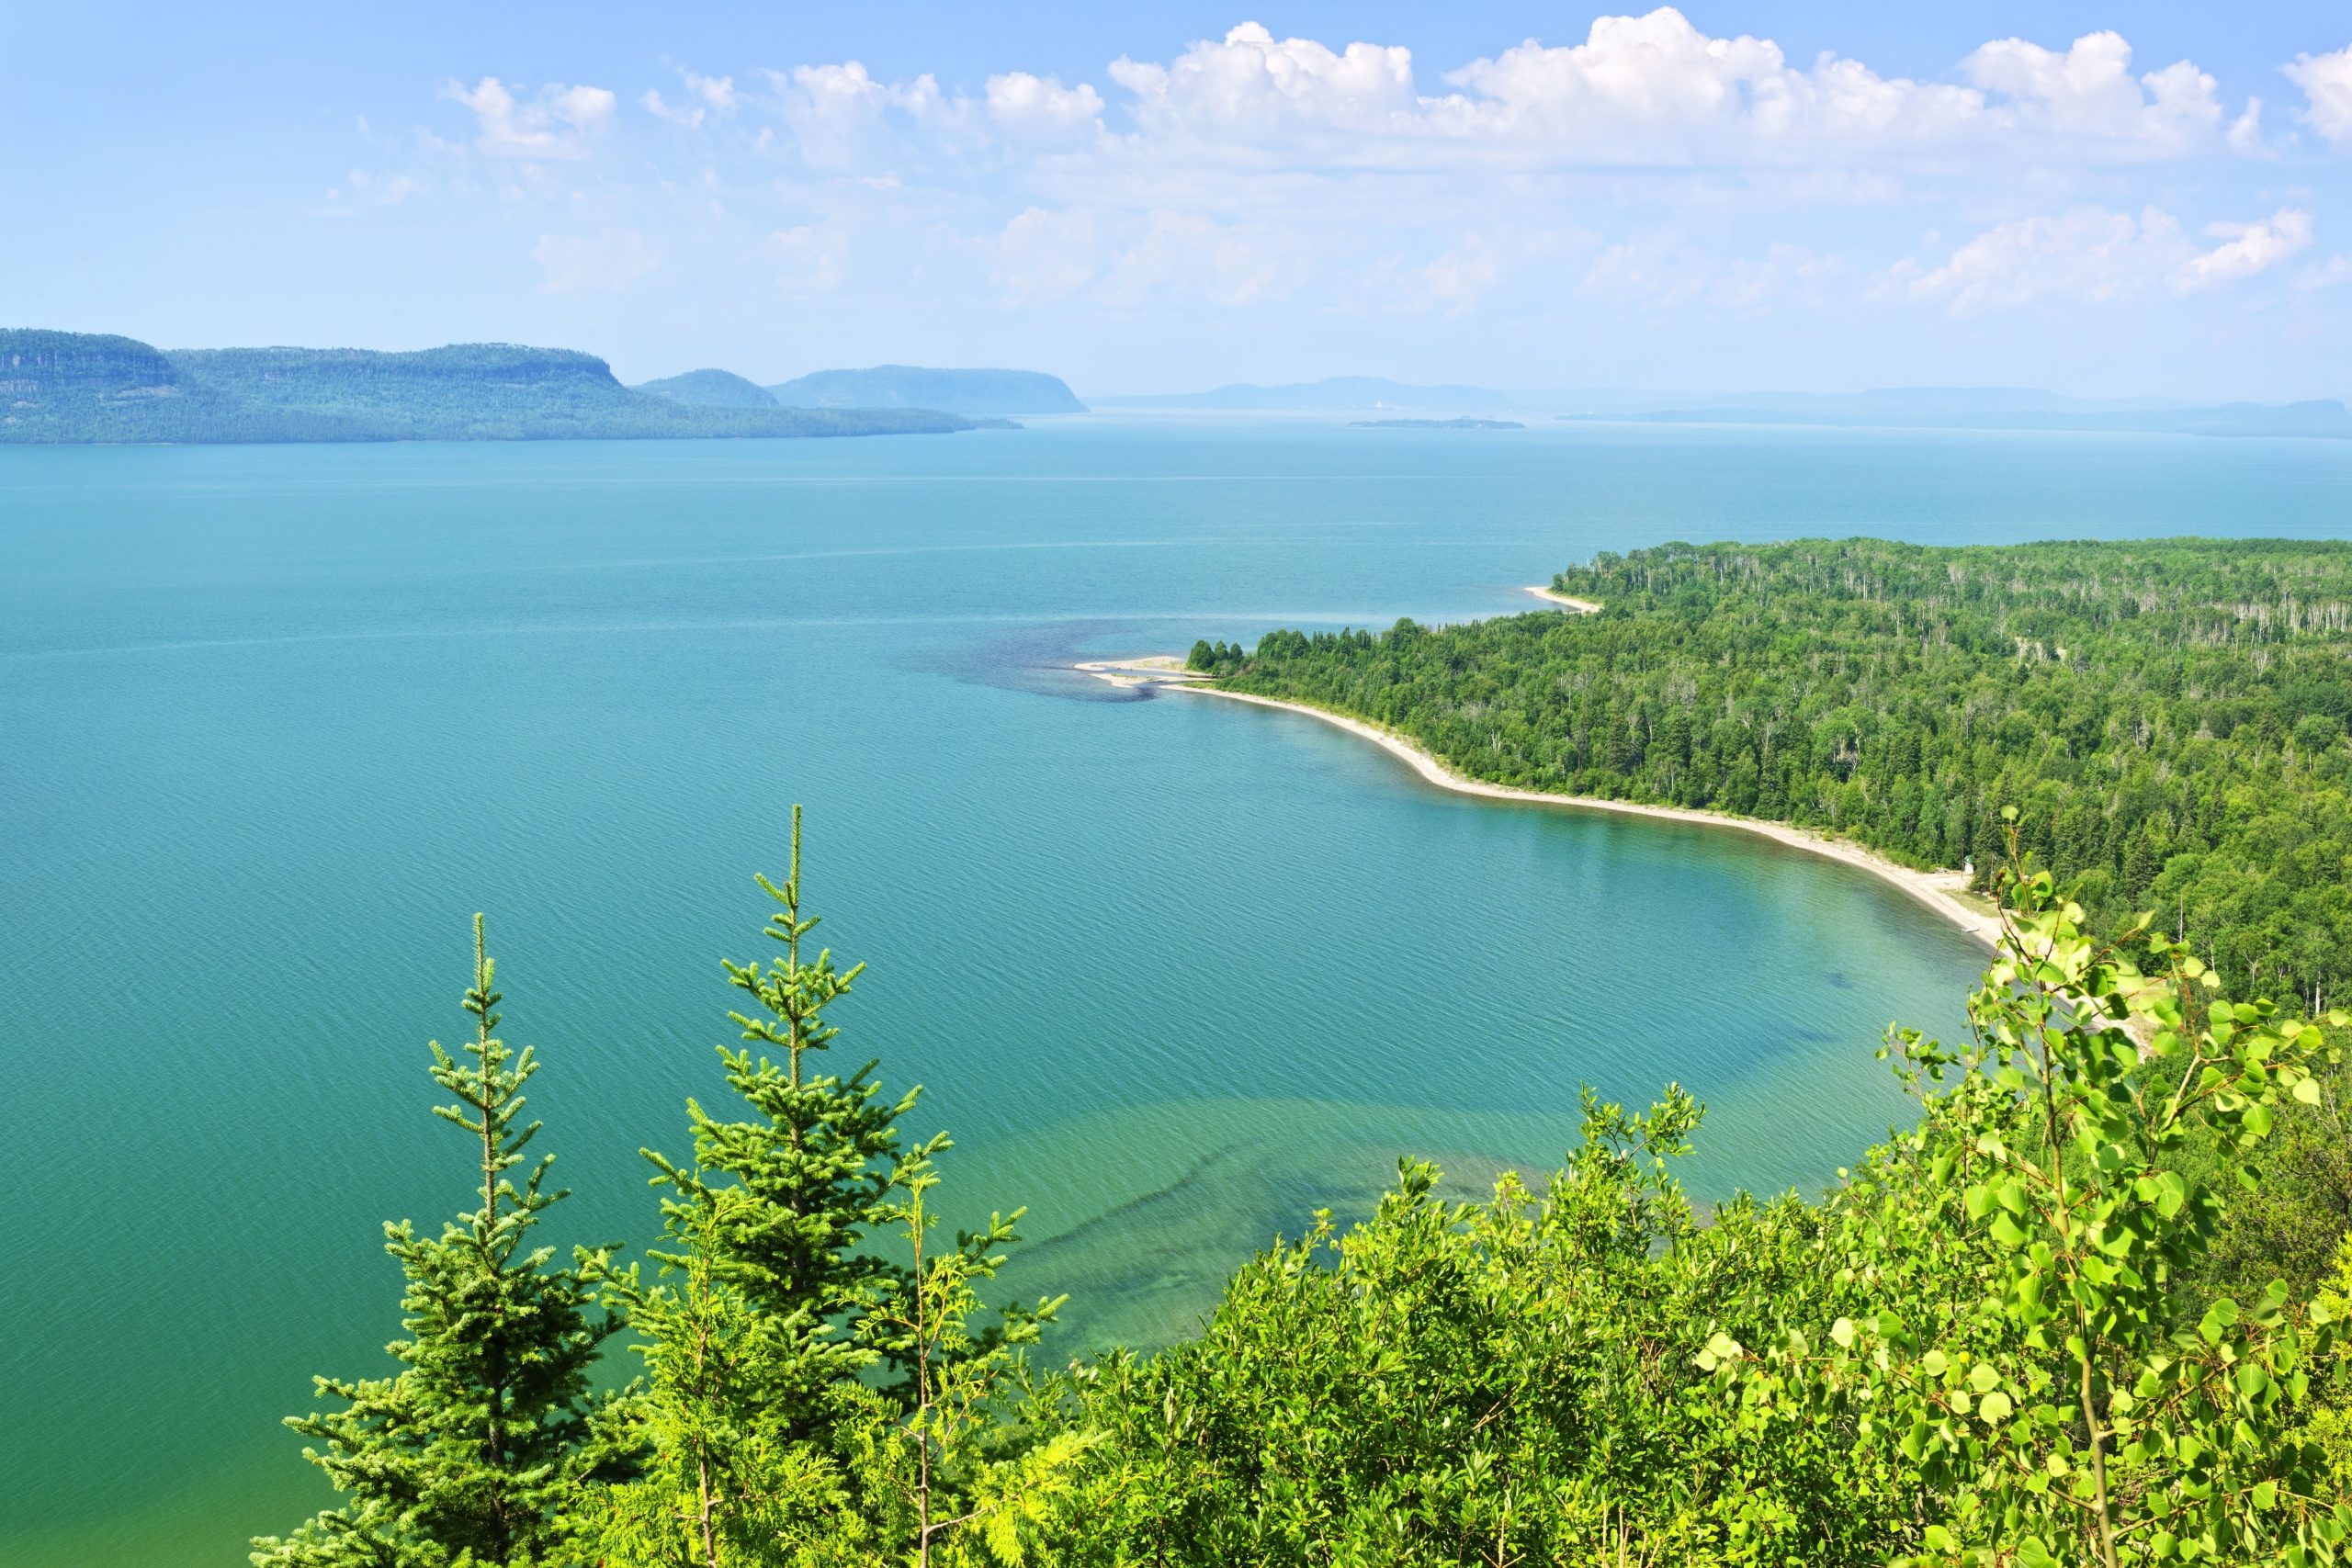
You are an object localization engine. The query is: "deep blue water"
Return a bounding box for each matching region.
[6,415,2347,1564]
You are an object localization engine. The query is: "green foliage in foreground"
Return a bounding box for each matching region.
[266,818,2352,1565]
[1191,537,2352,1010]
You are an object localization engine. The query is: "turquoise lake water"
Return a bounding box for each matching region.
[6,416,2350,1564]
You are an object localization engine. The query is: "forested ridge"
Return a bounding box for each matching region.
[256,807,2352,1567]
[1189,538,2352,1012]
[0,331,988,443]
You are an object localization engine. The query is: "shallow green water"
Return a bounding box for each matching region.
[6,417,2348,1563]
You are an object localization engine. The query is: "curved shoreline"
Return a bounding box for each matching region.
[1082,659,1999,948]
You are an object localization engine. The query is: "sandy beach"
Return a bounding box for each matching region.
[1080,658,2001,949]
[1524,584,1604,613]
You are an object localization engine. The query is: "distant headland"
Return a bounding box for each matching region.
[634,363,1085,420]
[0,330,1063,445]
[1349,416,1522,430]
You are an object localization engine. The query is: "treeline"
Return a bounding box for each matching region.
[1191,538,2352,1010]
[258,814,2352,1566]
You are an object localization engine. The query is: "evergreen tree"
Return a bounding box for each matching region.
[595,1191,854,1568]
[254,917,623,1568]
[598,812,1075,1567]
[853,1135,1079,1567]
[640,807,915,1422]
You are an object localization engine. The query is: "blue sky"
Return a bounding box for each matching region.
[7,2,2352,397]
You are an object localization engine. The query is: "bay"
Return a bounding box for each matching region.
[5,416,2346,1564]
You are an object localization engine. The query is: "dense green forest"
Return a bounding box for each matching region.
[256,809,2352,1566]
[1190,538,2352,1013]
[0,331,994,443]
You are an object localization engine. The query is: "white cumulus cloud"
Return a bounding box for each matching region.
[766,62,980,167]
[1962,31,2221,152]
[986,73,1104,142]
[447,77,616,159]
[2285,45,2352,146]
[645,68,740,129]
[388,14,2342,350]
[1443,11,1986,156]
[1109,24,1420,141]
[2228,96,2270,155]
[1084,11,2243,167]
[684,71,737,113]
[2178,208,2313,288]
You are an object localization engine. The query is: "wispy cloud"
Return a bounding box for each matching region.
[1884,205,2312,314]
[533,229,662,293]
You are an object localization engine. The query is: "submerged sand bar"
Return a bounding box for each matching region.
[1079,649,2001,949]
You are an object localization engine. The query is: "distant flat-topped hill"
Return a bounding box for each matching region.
[765,365,1085,418]
[631,367,780,408]
[0,331,992,444]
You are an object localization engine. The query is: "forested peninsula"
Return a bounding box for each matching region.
[1189,538,2352,1013]
[0,331,997,443]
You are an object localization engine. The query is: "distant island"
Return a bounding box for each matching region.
[628,363,1081,419]
[0,331,1008,445]
[1349,416,1522,430]
[760,365,1085,419]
